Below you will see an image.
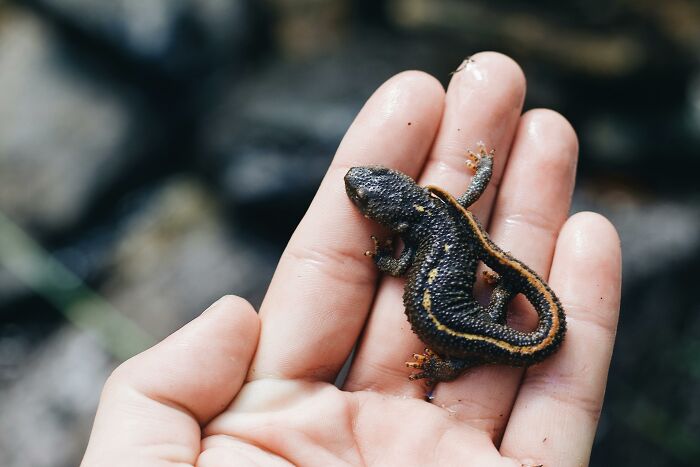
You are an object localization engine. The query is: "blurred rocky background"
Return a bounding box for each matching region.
[0,0,699,465]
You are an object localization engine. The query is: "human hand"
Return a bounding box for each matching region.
[82,52,621,466]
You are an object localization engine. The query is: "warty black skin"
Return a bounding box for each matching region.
[344,156,566,382]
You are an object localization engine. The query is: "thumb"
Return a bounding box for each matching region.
[81,296,259,467]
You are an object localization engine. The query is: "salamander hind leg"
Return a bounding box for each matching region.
[407,349,477,383]
[482,270,517,324]
[482,269,500,285]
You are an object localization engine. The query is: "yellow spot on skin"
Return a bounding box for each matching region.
[428,268,438,284]
[444,244,451,252]
[414,204,425,212]
[422,289,432,312]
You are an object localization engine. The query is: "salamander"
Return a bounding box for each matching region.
[344,144,566,383]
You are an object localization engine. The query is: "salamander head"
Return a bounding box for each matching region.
[344,166,427,231]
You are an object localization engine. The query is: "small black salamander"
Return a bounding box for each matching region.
[344,145,566,382]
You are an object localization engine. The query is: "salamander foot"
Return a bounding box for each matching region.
[406,349,474,383]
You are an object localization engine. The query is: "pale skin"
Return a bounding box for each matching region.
[82,52,621,467]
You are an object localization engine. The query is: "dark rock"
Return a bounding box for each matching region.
[0,5,159,237]
[98,176,273,339]
[264,0,350,58]
[26,0,259,76]
[0,327,113,467]
[578,108,699,193]
[573,186,700,285]
[387,0,689,78]
[0,266,26,307]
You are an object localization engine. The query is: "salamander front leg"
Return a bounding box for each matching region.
[458,142,495,208]
[365,236,415,277]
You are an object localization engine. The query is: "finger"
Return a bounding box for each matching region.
[250,71,445,382]
[431,109,578,438]
[500,212,621,466]
[421,52,527,220]
[344,52,526,395]
[81,296,259,467]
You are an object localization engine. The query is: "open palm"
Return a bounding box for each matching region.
[82,53,621,467]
